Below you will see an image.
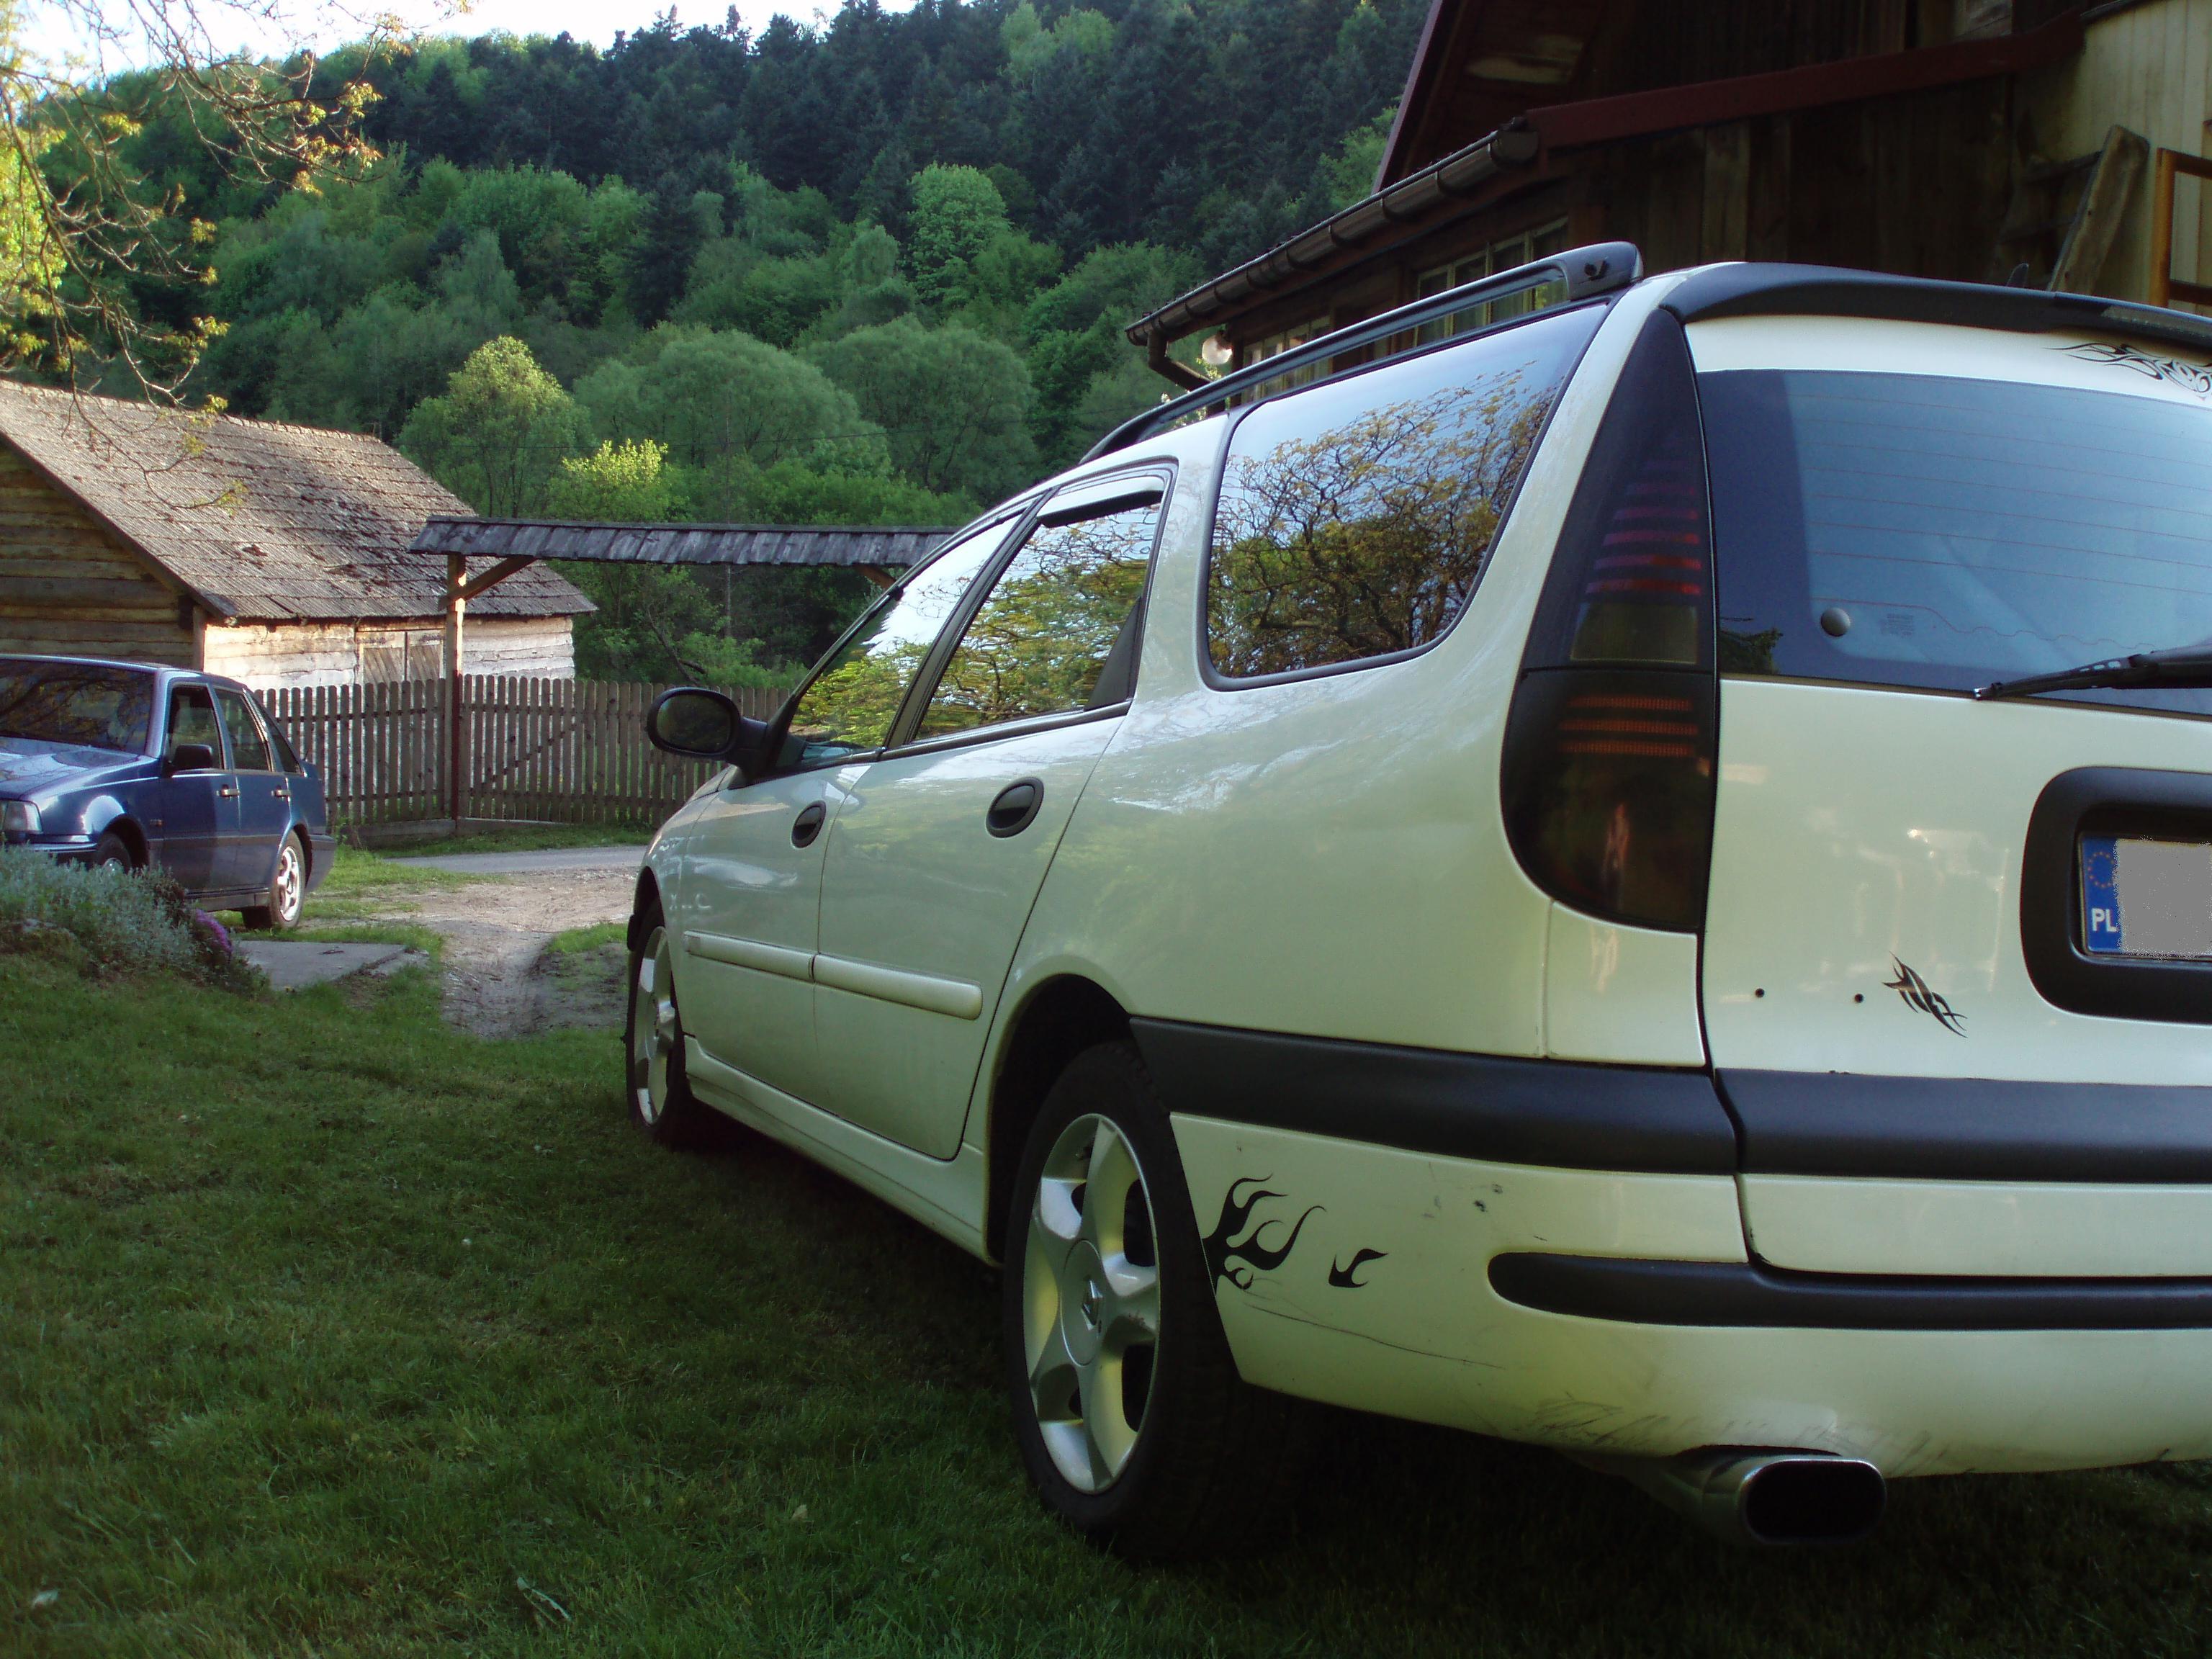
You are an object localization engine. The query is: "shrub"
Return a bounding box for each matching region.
[0,850,263,991]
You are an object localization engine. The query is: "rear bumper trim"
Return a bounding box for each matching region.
[1491,1251,2212,1330]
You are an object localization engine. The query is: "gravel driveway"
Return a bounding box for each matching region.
[381,846,642,1038]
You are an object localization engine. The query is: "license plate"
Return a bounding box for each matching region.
[2082,835,2212,958]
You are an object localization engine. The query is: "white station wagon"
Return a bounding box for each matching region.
[630,244,2212,1553]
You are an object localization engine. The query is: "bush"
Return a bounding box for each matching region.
[0,850,263,991]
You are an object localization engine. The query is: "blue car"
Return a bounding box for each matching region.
[0,653,336,929]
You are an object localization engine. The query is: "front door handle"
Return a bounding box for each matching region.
[987,779,1044,838]
[271,786,289,800]
[791,801,827,848]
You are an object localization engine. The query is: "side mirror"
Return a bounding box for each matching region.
[646,688,776,783]
[166,742,217,775]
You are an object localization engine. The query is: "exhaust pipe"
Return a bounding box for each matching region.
[1584,1449,1886,1546]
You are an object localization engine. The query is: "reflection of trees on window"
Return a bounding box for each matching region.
[918,503,1159,739]
[785,525,1007,765]
[1207,319,1587,679]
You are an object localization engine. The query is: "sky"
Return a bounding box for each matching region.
[22,0,925,73]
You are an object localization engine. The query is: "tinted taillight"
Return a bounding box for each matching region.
[1503,312,1718,933]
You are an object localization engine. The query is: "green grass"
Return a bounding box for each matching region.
[7,960,2212,1656]
[371,823,658,858]
[548,921,628,956]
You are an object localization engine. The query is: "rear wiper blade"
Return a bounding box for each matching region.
[1976,644,2212,700]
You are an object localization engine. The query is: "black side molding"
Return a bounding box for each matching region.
[1720,1069,2212,1184]
[1130,1019,1737,1175]
[1491,1253,2212,1331]
[1662,262,2212,358]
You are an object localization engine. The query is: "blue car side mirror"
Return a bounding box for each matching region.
[166,742,218,775]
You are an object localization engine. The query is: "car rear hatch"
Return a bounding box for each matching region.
[1683,301,2212,1277]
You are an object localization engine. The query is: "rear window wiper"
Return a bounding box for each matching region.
[1975,644,2212,700]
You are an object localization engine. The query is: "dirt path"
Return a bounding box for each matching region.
[377,850,640,1039]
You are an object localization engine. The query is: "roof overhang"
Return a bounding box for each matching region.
[410,518,958,570]
[1132,9,2087,351]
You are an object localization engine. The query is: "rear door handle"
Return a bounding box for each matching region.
[217,786,239,799]
[791,801,827,848]
[271,786,289,800]
[987,779,1043,838]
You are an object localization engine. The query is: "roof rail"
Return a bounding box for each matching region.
[1084,240,1643,462]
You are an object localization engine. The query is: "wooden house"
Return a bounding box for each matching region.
[0,382,590,688]
[1131,0,2212,378]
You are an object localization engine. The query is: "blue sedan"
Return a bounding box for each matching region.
[0,654,336,929]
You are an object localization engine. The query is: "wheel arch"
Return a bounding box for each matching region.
[984,973,1133,1263]
[628,866,663,954]
[91,811,148,868]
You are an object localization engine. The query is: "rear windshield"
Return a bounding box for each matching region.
[0,660,156,752]
[1701,369,2212,716]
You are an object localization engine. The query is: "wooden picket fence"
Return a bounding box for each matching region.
[261,676,793,830]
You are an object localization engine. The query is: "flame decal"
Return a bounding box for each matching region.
[1328,1249,1388,1288]
[1884,956,1966,1035]
[1201,1176,1321,1290]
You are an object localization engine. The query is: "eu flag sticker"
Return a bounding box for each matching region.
[2082,835,2124,954]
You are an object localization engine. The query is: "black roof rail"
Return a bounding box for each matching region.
[1084,240,1644,462]
[1661,263,2212,356]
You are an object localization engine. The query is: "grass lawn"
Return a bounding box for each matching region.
[366,824,659,858]
[6,957,2212,1657]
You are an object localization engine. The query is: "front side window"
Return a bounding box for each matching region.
[166,685,222,766]
[0,659,154,752]
[1206,303,1601,681]
[216,689,272,772]
[782,518,1020,768]
[914,487,1164,742]
[1703,367,2212,715]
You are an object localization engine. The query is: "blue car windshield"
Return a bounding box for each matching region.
[0,660,156,752]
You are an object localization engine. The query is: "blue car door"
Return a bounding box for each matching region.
[154,683,230,891]
[213,688,289,892]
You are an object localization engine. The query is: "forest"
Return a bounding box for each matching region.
[108,0,1426,680]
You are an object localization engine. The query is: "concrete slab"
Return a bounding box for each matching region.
[240,940,413,991]
[390,846,647,876]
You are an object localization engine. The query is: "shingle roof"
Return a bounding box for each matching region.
[0,382,592,621]
[413,518,955,568]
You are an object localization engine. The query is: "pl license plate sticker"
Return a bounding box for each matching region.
[2082,835,2212,958]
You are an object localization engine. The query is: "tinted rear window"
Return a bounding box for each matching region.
[1702,369,2212,715]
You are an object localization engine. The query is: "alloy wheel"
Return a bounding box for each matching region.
[271,840,303,925]
[1022,1112,1163,1493]
[630,925,680,1126]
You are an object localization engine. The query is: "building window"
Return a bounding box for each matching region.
[1240,318,1331,397]
[1413,221,1570,343]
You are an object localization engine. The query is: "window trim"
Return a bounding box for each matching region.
[1197,301,1610,694]
[164,680,229,770]
[886,463,1177,754]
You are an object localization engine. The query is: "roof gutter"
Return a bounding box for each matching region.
[1125,121,1541,348]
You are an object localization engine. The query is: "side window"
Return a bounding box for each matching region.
[1205,303,1601,681]
[783,518,1020,768]
[253,694,303,773]
[914,487,1163,742]
[165,685,222,767]
[216,689,272,773]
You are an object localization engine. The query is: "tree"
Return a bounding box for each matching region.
[905,163,1007,308]
[548,437,677,521]
[399,336,585,516]
[809,317,1035,501]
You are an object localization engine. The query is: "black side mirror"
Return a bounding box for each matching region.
[165,742,217,775]
[646,688,776,783]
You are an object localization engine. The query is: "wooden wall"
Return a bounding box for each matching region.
[0,446,194,665]
[202,614,577,689]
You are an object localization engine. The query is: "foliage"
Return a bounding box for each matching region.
[399,335,586,518]
[0,848,258,988]
[547,436,675,522]
[808,316,1035,501]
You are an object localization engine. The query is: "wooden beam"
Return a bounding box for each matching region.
[2050,125,2148,295]
[453,554,537,603]
[856,566,900,590]
[446,552,467,824]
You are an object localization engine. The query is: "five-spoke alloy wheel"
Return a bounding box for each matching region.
[624,899,716,1146]
[1003,1040,1311,1558]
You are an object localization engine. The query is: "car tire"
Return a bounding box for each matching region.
[1003,1040,1313,1559]
[624,900,721,1148]
[90,830,135,875]
[241,832,306,931]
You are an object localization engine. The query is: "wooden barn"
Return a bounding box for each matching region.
[1133,0,2212,378]
[0,381,590,688]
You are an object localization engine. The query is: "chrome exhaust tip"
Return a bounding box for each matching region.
[1585,1448,1887,1547]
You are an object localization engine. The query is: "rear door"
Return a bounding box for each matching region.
[1689,316,2212,1263]
[811,473,1167,1158]
[213,687,289,892]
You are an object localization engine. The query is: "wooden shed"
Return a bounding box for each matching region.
[1131,0,2212,379]
[0,381,591,688]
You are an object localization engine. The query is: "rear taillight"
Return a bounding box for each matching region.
[1502,312,1717,933]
